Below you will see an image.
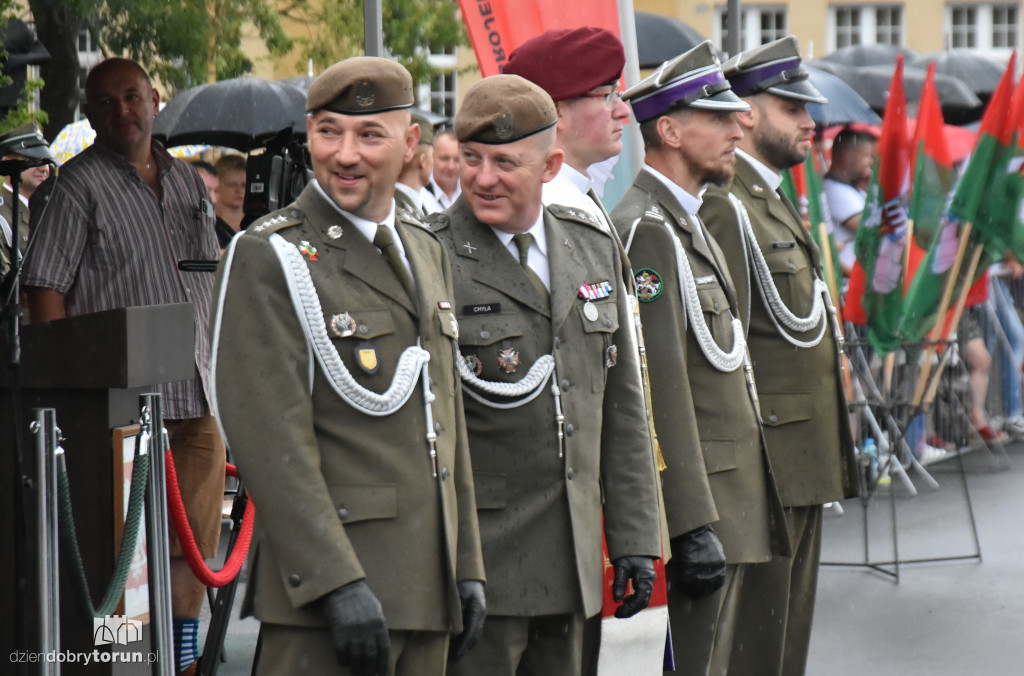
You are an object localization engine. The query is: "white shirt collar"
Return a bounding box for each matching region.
[395,182,423,209]
[563,163,594,196]
[643,164,704,219]
[736,148,783,193]
[313,180,404,256]
[490,208,548,257]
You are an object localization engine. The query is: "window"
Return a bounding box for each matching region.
[835,7,863,48]
[875,6,903,45]
[425,46,458,121]
[715,5,786,54]
[829,5,904,50]
[993,4,1019,48]
[950,6,978,47]
[947,4,1019,53]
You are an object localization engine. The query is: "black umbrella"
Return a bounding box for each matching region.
[820,43,919,68]
[809,61,981,114]
[153,75,307,151]
[634,11,705,69]
[804,66,881,127]
[910,49,1005,96]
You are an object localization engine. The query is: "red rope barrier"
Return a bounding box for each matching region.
[164,449,255,587]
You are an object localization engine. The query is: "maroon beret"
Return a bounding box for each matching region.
[502,27,625,101]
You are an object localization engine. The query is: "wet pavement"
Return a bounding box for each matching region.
[201,439,1024,676]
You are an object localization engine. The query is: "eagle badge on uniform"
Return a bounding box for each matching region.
[635,268,663,302]
[299,241,319,261]
[497,347,520,374]
[330,312,357,338]
[465,354,483,376]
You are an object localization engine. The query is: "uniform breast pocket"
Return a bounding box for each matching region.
[689,283,735,366]
[456,313,525,380]
[323,306,397,380]
[578,298,619,392]
[764,249,810,308]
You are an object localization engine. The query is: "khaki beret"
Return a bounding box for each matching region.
[412,113,435,146]
[307,56,414,114]
[722,36,827,104]
[455,74,557,145]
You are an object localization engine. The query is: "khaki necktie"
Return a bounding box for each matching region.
[374,224,416,299]
[512,232,549,302]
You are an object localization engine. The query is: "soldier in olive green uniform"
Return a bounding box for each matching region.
[210,58,485,676]
[395,113,435,220]
[432,75,662,676]
[0,123,52,281]
[610,42,789,676]
[698,37,860,676]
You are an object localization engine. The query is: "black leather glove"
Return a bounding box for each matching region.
[320,579,391,676]
[611,555,657,618]
[668,524,726,600]
[449,580,486,662]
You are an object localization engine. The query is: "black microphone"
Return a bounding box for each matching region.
[177,260,219,273]
[0,157,54,175]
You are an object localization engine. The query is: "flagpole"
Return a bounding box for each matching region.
[921,243,985,409]
[818,222,855,401]
[911,223,975,407]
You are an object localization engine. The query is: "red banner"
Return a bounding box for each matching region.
[457,0,621,77]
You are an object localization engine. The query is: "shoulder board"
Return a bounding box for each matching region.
[396,210,431,231]
[643,204,665,223]
[423,211,451,232]
[546,203,602,230]
[247,208,303,236]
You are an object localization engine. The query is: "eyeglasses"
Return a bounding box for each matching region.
[579,90,623,110]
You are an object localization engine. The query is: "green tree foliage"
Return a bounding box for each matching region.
[288,0,467,85]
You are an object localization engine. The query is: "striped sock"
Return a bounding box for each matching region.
[173,617,200,673]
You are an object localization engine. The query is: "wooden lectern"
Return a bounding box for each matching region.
[1,303,195,674]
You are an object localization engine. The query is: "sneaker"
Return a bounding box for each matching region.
[1002,416,1024,438]
[918,444,950,466]
[927,434,955,451]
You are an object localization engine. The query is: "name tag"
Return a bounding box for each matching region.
[463,303,501,315]
[771,240,797,249]
[694,275,716,286]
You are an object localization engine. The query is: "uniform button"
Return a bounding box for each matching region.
[603,317,613,328]
[561,379,570,391]
[788,262,797,271]
[337,508,350,521]
[554,337,561,349]
[768,414,778,423]
[441,467,450,481]
[435,422,442,433]
[358,324,370,334]
[713,300,719,311]
[567,467,575,480]
[288,573,302,587]
[566,423,575,436]
[480,330,491,339]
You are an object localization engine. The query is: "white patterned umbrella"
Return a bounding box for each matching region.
[50,118,208,166]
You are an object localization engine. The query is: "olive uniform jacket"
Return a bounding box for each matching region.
[700,156,860,506]
[430,198,663,618]
[611,169,788,564]
[210,184,484,633]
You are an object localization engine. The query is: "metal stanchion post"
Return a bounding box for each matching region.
[31,408,61,675]
[142,394,174,676]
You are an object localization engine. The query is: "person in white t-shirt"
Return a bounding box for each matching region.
[822,126,877,274]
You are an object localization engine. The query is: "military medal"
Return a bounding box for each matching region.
[299,240,319,261]
[355,341,379,374]
[605,344,618,368]
[583,301,599,322]
[578,281,613,301]
[330,312,357,338]
[497,347,520,374]
[327,225,344,239]
[465,354,483,376]
[635,268,663,302]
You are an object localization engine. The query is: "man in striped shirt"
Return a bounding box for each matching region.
[23,57,222,676]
